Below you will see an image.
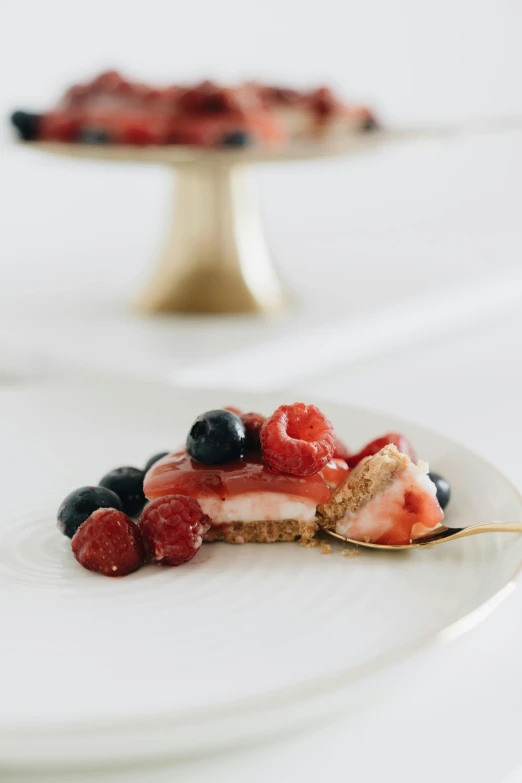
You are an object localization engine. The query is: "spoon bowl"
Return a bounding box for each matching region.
[326,522,522,550]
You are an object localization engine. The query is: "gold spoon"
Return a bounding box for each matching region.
[326,522,522,551]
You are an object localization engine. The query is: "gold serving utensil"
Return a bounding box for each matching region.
[326,522,522,550]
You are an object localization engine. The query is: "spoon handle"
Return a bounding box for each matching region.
[451,522,522,539]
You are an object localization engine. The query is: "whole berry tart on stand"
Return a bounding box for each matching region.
[10,71,378,148]
[9,72,403,315]
[56,402,451,578]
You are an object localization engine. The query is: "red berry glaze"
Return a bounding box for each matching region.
[71,508,145,577]
[346,433,417,469]
[260,403,335,476]
[144,451,331,506]
[241,412,266,452]
[333,435,351,460]
[139,495,210,566]
[375,488,443,546]
[321,458,350,489]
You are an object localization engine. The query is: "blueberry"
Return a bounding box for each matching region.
[99,467,146,516]
[78,127,112,144]
[429,472,451,510]
[221,130,252,148]
[11,110,41,141]
[362,116,378,132]
[57,486,122,538]
[187,410,246,465]
[144,452,169,472]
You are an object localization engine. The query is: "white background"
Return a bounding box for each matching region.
[2,2,522,782]
[2,0,522,124]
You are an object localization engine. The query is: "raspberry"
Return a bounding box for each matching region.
[240,412,266,452]
[64,85,89,108]
[310,86,338,117]
[333,435,351,460]
[91,70,126,92]
[260,403,335,476]
[115,114,169,145]
[139,495,210,565]
[346,433,417,469]
[265,86,302,105]
[71,508,145,577]
[39,112,80,142]
[223,406,242,416]
[178,83,236,114]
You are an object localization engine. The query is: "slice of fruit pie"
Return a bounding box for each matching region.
[144,405,338,545]
[57,402,450,577]
[143,405,445,546]
[11,73,378,149]
[317,444,444,545]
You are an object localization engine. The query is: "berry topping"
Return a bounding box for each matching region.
[72,508,145,577]
[186,410,246,465]
[221,130,252,147]
[78,127,112,144]
[333,435,351,460]
[362,114,378,132]
[265,86,302,105]
[428,472,451,510]
[90,70,128,92]
[138,495,210,565]
[240,412,266,452]
[116,115,168,145]
[13,75,376,151]
[346,433,417,469]
[57,486,123,538]
[11,110,41,141]
[178,82,235,114]
[144,452,169,473]
[260,403,335,476]
[310,87,338,117]
[39,113,80,142]
[99,466,146,517]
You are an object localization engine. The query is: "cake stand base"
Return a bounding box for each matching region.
[137,162,287,315]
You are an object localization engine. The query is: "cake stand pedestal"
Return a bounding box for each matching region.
[30,131,417,315]
[140,161,286,314]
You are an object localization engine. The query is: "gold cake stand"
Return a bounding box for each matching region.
[29,131,419,314]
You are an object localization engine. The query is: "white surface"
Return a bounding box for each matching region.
[2,375,521,769]
[2,4,522,775]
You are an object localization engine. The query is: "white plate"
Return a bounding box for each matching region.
[1,371,521,768]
